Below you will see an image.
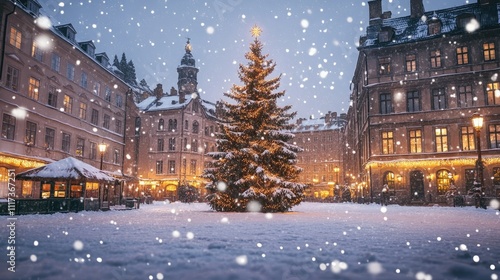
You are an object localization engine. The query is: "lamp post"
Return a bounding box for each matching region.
[471,113,484,188]
[98,142,107,170]
[334,166,340,184]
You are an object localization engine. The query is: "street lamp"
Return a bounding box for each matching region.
[98,142,107,170]
[471,112,484,188]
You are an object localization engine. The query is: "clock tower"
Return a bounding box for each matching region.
[177,38,199,103]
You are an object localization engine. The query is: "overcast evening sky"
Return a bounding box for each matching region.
[41,0,467,119]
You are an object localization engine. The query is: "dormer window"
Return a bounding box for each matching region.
[378,27,394,43]
[79,41,96,57]
[456,13,476,30]
[427,16,442,35]
[55,24,77,42]
[19,0,41,15]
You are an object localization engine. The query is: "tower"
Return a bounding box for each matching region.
[177,38,199,103]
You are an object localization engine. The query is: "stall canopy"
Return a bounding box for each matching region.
[16,157,115,182]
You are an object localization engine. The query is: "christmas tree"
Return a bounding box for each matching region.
[203,26,306,212]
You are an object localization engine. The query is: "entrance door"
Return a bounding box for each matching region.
[410,171,425,201]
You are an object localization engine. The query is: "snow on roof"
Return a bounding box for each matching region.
[16,157,115,182]
[136,94,195,112]
[361,2,499,48]
[292,118,344,132]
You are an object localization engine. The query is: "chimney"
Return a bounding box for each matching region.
[170,86,177,96]
[154,84,163,100]
[368,0,382,22]
[410,0,425,19]
[325,111,332,124]
[382,11,392,20]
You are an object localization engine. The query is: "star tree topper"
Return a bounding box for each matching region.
[250,25,262,37]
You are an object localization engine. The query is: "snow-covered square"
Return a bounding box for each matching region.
[1,202,499,280]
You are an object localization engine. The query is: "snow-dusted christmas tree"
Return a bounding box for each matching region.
[203,26,306,212]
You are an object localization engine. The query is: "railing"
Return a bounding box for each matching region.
[0,198,84,215]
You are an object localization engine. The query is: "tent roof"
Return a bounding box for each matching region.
[16,157,115,182]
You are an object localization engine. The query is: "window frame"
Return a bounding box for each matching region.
[379,93,392,114]
[405,54,417,72]
[483,42,496,62]
[434,127,449,152]
[9,27,22,49]
[456,46,469,65]
[381,131,394,154]
[406,90,421,112]
[431,88,447,110]
[458,85,475,107]
[409,129,422,153]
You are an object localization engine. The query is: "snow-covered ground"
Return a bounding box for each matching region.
[1,202,499,280]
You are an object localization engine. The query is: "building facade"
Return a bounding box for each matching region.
[135,40,219,201]
[292,112,346,200]
[346,0,500,204]
[0,0,137,207]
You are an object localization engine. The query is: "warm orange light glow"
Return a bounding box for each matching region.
[472,112,483,130]
[98,142,107,153]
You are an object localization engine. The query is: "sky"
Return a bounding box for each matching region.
[2,202,499,279]
[41,0,468,119]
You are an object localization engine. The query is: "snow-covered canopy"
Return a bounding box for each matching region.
[16,157,115,182]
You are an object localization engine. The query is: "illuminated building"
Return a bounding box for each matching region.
[135,40,219,201]
[292,112,346,200]
[346,0,500,204]
[0,0,137,204]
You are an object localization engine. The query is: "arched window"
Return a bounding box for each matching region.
[436,169,451,195]
[168,119,177,131]
[192,121,199,133]
[383,171,396,196]
[158,119,164,131]
[184,120,189,130]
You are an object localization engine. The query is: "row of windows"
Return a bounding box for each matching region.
[155,159,198,175]
[378,42,496,75]
[380,125,500,155]
[382,168,500,196]
[157,138,216,153]
[296,135,337,143]
[379,82,500,114]
[1,114,121,164]
[157,118,218,136]
[8,27,124,106]
[7,67,123,134]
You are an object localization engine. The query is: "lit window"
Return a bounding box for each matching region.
[486,82,500,105]
[9,27,21,49]
[460,126,475,151]
[63,95,73,114]
[483,42,496,61]
[456,46,469,65]
[430,50,441,68]
[409,129,422,153]
[378,57,391,75]
[435,127,448,152]
[405,54,417,72]
[28,77,40,100]
[381,131,394,154]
